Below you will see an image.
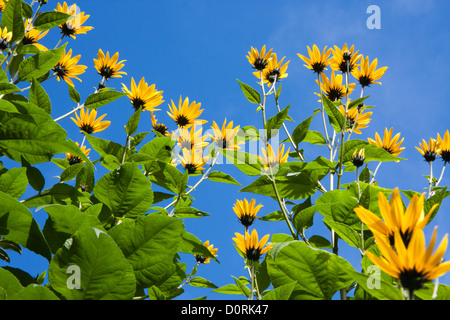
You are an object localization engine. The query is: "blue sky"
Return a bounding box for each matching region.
[3,0,450,300]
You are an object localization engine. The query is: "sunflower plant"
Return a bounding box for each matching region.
[0,1,449,303]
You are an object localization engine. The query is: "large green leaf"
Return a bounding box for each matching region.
[33,11,71,31]
[322,94,345,132]
[0,167,28,199]
[83,90,127,109]
[0,101,89,165]
[0,0,24,43]
[0,192,52,261]
[315,189,360,226]
[49,226,136,300]
[218,148,263,176]
[240,172,319,200]
[146,160,184,194]
[340,139,406,163]
[108,213,183,288]
[267,241,355,299]
[29,78,51,114]
[237,79,260,104]
[265,104,290,140]
[17,43,67,82]
[42,204,104,254]
[93,162,154,218]
[22,183,89,208]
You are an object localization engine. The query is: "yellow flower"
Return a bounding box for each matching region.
[232,229,274,262]
[122,77,164,112]
[437,130,450,163]
[52,49,87,87]
[0,0,8,12]
[172,125,209,152]
[55,2,93,39]
[71,108,110,134]
[93,49,126,81]
[416,138,440,162]
[150,112,170,137]
[330,43,361,74]
[258,143,289,170]
[255,53,289,86]
[315,70,355,102]
[65,142,90,165]
[167,96,207,128]
[178,148,208,174]
[0,26,13,51]
[195,240,218,264]
[368,127,405,157]
[233,199,263,228]
[246,45,273,71]
[354,188,437,247]
[351,55,388,87]
[367,227,450,297]
[297,45,332,74]
[340,105,372,134]
[210,119,243,151]
[23,19,49,51]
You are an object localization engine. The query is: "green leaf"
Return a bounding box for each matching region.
[83,133,126,169]
[20,1,32,19]
[0,0,24,43]
[207,171,241,186]
[189,277,218,289]
[0,82,22,95]
[315,189,360,226]
[322,94,345,132]
[265,104,290,140]
[33,11,71,31]
[237,79,260,104]
[0,192,52,261]
[84,90,127,109]
[146,160,183,194]
[174,206,210,218]
[67,83,81,103]
[351,269,403,300]
[125,106,142,136]
[218,148,263,176]
[42,204,104,254]
[0,167,28,199]
[49,226,136,300]
[323,218,362,248]
[240,172,320,200]
[0,267,23,298]
[262,283,296,300]
[29,78,51,114]
[291,115,313,146]
[348,96,369,110]
[108,213,183,288]
[59,162,84,182]
[267,241,356,299]
[8,284,59,300]
[22,183,89,208]
[93,162,154,218]
[341,139,406,164]
[17,43,67,82]
[139,136,174,164]
[0,100,88,165]
[303,130,328,145]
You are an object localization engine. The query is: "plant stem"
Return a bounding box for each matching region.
[370,161,382,184]
[53,103,84,122]
[427,161,433,199]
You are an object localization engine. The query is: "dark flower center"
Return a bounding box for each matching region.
[195,255,207,263]
[154,123,168,136]
[441,150,450,163]
[358,75,372,88]
[60,23,76,37]
[398,267,429,295]
[22,35,36,45]
[266,68,280,83]
[253,58,268,71]
[327,88,344,101]
[246,247,262,262]
[53,64,67,77]
[0,38,9,50]
[311,62,326,74]
[68,155,82,165]
[99,66,114,79]
[80,124,94,134]
[238,215,256,228]
[131,98,145,111]
[352,154,365,167]
[175,115,190,127]
[423,150,437,162]
[184,163,198,174]
[338,60,354,74]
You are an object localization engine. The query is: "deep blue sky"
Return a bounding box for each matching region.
[3,0,450,300]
